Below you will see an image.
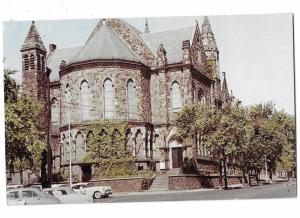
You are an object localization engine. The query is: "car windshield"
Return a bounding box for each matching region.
[57,188,77,195]
[87,183,94,187]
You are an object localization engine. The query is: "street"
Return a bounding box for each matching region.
[94,181,297,203]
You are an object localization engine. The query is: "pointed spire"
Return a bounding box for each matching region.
[222,72,230,101]
[201,16,218,52]
[144,18,150,33]
[21,21,46,52]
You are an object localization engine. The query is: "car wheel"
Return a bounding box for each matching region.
[93,191,102,199]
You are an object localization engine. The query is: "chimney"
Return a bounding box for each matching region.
[182,40,191,65]
[49,44,57,52]
[182,40,190,49]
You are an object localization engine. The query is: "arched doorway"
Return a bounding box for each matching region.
[169,140,183,169]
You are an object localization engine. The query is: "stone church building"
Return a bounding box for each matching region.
[20,17,232,183]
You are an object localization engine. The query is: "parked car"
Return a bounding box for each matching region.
[71,182,112,199]
[6,185,24,190]
[51,183,67,188]
[6,188,61,205]
[30,184,42,191]
[42,187,92,204]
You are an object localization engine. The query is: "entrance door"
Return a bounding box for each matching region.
[172,147,183,168]
[81,164,91,182]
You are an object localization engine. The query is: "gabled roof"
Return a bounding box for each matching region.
[21,21,46,52]
[140,25,196,64]
[72,22,141,63]
[47,46,82,82]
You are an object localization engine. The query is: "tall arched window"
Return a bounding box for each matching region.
[198,89,204,105]
[127,79,136,119]
[103,79,114,119]
[80,81,90,121]
[171,82,182,112]
[51,98,59,126]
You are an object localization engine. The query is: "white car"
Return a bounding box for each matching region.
[71,182,112,199]
[6,185,24,190]
[43,187,92,204]
[6,188,61,205]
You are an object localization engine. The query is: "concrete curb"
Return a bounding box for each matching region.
[112,188,216,197]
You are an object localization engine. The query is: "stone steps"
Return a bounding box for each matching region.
[149,174,169,191]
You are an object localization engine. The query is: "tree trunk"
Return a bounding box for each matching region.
[219,160,223,189]
[242,169,246,187]
[222,148,228,190]
[20,168,23,185]
[248,171,252,186]
[255,169,259,185]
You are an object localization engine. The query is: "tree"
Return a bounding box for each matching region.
[82,120,137,178]
[5,87,46,184]
[273,111,296,179]
[5,69,46,184]
[4,69,18,103]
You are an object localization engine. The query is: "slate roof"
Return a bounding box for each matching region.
[21,21,46,52]
[72,23,141,63]
[47,46,82,82]
[140,25,196,64]
[46,21,198,82]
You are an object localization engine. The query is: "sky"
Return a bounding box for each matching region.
[3,14,295,114]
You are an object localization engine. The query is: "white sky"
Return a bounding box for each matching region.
[3,14,295,114]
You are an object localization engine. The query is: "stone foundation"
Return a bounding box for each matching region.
[90,177,152,192]
[169,175,244,190]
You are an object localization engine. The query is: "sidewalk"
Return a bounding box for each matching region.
[112,188,216,197]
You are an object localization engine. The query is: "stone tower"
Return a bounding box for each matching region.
[201,16,220,79]
[20,21,51,186]
[21,21,48,100]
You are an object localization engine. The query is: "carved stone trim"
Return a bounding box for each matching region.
[59,59,150,78]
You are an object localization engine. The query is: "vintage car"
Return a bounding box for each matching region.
[43,187,92,204]
[6,185,24,190]
[6,188,61,205]
[71,182,112,199]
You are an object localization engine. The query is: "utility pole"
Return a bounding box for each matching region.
[68,110,72,187]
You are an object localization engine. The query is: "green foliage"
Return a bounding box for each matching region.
[82,120,137,178]
[5,70,46,178]
[4,69,18,103]
[173,100,296,180]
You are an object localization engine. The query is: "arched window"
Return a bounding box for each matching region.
[127,79,136,119]
[29,54,35,69]
[198,89,204,105]
[80,81,90,121]
[75,132,85,160]
[23,55,29,70]
[171,82,182,112]
[103,79,114,119]
[51,98,59,126]
[37,54,45,71]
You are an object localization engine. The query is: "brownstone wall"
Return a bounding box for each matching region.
[90,177,146,192]
[169,175,244,190]
[59,66,151,126]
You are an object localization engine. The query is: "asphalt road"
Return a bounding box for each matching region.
[94,181,297,203]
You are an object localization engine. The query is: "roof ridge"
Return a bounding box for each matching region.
[106,24,143,62]
[71,22,142,63]
[141,24,196,35]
